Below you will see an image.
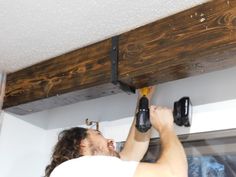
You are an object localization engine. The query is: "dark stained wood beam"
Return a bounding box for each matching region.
[3,0,236,115]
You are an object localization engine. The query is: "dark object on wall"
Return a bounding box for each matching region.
[173,97,192,127]
[85,118,99,131]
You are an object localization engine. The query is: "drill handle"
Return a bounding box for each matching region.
[135,95,152,133]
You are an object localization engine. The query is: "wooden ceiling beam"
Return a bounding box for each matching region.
[3,0,236,115]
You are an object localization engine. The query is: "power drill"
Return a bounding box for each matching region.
[135,87,152,132]
[135,87,192,133]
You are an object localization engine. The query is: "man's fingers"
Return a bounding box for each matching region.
[150,105,158,112]
[150,105,156,109]
[150,106,172,113]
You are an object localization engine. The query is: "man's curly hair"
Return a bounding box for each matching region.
[44,127,88,177]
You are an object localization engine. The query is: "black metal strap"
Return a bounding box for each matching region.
[110,36,135,94]
[110,36,119,85]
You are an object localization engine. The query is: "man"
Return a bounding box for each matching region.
[45,88,188,177]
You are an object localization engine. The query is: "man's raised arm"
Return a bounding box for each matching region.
[134,106,188,177]
[119,87,155,161]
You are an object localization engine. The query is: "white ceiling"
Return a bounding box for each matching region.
[0,0,207,73]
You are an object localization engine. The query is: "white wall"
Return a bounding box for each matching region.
[0,112,47,177]
[154,66,236,107]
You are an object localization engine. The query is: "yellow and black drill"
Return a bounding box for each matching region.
[135,87,152,132]
[135,87,192,133]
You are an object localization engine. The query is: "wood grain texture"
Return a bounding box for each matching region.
[3,0,236,114]
[119,0,236,87]
[4,39,113,110]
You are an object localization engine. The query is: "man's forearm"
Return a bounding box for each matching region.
[120,88,154,161]
[157,128,188,177]
[120,119,151,161]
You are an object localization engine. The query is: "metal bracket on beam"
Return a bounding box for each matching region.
[110,36,135,94]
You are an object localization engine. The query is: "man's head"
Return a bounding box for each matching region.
[45,127,118,177]
[81,129,118,157]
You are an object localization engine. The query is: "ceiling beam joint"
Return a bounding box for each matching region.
[110,35,135,94]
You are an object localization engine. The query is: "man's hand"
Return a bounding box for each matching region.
[134,105,188,177]
[150,106,174,133]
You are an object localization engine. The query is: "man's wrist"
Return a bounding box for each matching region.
[159,126,175,138]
